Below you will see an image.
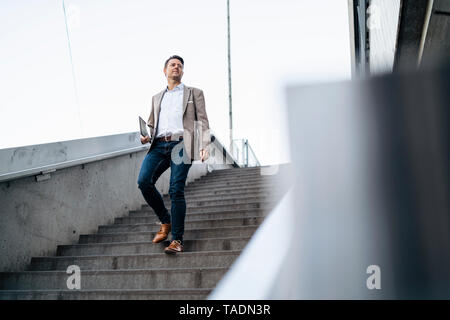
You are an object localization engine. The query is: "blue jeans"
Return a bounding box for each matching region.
[137,140,192,242]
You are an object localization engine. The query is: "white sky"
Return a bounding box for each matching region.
[0,0,351,165]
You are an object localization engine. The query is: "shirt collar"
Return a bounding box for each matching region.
[166,82,184,92]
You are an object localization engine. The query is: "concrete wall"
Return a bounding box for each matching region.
[0,147,233,272]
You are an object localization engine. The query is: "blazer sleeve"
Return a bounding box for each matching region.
[193,89,211,150]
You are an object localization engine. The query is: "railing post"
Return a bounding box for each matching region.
[245,139,249,167]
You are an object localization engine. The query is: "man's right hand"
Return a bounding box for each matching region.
[140,135,150,144]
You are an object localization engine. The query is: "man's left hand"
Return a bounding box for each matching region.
[200,149,209,162]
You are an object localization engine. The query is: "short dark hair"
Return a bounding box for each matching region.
[164,55,184,68]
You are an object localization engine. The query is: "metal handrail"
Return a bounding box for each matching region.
[246,141,260,166]
[0,132,149,183]
[0,131,240,183]
[231,139,260,167]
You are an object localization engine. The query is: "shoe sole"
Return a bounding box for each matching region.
[164,248,183,254]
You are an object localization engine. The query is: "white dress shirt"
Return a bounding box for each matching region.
[156,83,185,138]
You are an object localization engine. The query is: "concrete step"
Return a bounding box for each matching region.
[189,176,276,186]
[0,267,228,290]
[177,185,275,197]
[185,181,274,191]
[129,207,267,218]
[211,166,262,172]
[78,225,258,244]
[208,167,264,175]
[120,210,267,223]
[203,170,269,177]
[57,237,251,256]
[99,216,264,234]
[162,190,280,201]
[0,288,210,300]
[162,195,277,207]
[141,201,275,213]
[183,186,275,195]
[162,198,277,208]
[30,250,241,271]
[204,170,280,179]
[194,176,267,184]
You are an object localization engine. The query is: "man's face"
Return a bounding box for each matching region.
[164,58,184,81]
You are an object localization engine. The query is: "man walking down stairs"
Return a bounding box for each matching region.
[0,165,288,300]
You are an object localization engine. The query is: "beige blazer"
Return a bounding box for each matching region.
[146,85,211,161]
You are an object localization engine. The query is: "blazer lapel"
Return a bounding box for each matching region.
[182,85,191,115]
[154,88,166,130]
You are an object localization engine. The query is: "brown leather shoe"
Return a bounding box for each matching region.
[152,223,171,243]
[164,240,183,254]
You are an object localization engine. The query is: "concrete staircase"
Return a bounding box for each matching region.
[0,166,285,300]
